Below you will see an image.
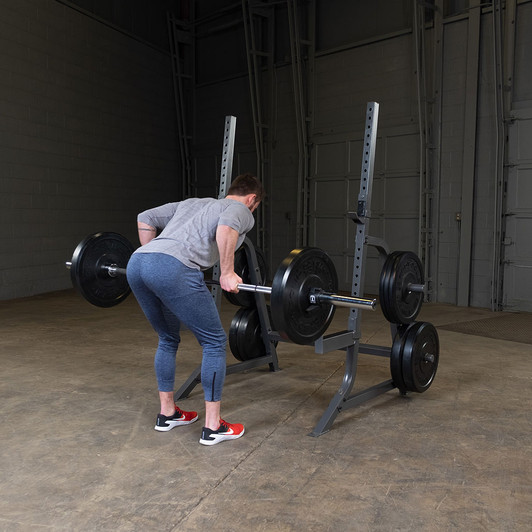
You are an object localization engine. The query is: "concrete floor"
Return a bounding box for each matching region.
[0,290,531,531]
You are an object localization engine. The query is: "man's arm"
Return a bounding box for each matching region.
[216,224,242,293]
[137,202,179,245]
[138,222,157,246]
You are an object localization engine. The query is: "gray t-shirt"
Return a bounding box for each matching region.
[134,197,255,270]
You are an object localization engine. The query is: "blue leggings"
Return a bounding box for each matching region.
[127,252,227,402]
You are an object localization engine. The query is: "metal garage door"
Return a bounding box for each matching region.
[503,109,532,311]
[309,125,420,294]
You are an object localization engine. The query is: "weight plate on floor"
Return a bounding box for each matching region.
[224,246,267,308]
[271,247,338,345]
[238,306,275,361]
[229,306,274,361]
[390,323,409,393]
[70,232,134,307]
[379,251,424,324]
[228,308,246,361]
[401,321,439,393]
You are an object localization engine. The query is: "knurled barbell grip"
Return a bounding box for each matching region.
[236,282,272,294]
[205,280,271,294]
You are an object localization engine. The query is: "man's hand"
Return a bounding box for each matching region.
[219,271,243,293]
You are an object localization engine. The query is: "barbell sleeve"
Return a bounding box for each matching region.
[66,261,128,277]
[408,283,425,293]
[312,292,377,311]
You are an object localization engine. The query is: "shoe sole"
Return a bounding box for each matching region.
[199,427,245,446]
[154,415,199,432]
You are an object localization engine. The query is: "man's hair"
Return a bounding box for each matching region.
[227,173,265,201]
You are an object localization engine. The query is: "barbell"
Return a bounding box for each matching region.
[65,233,376,344]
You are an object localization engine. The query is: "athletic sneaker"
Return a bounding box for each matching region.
[199,419,245,446]
[154,405,198,432]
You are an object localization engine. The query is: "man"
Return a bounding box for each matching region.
[127,173,264,446]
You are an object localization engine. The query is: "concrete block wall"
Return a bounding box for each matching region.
[0,0,180,300]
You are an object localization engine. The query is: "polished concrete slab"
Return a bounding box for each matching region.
[0,290,530,531]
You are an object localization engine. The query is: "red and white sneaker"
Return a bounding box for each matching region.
[199,419,245,446]
[154,405,198,432]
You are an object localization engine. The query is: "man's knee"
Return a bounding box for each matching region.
[158,331,181,349]
[200,328,227,352]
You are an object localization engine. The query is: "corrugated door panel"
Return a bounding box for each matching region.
[503,113,532,311]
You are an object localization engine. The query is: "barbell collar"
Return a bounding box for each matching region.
[104,264,128,277]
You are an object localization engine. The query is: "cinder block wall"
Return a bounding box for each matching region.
[0,0,180,300]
